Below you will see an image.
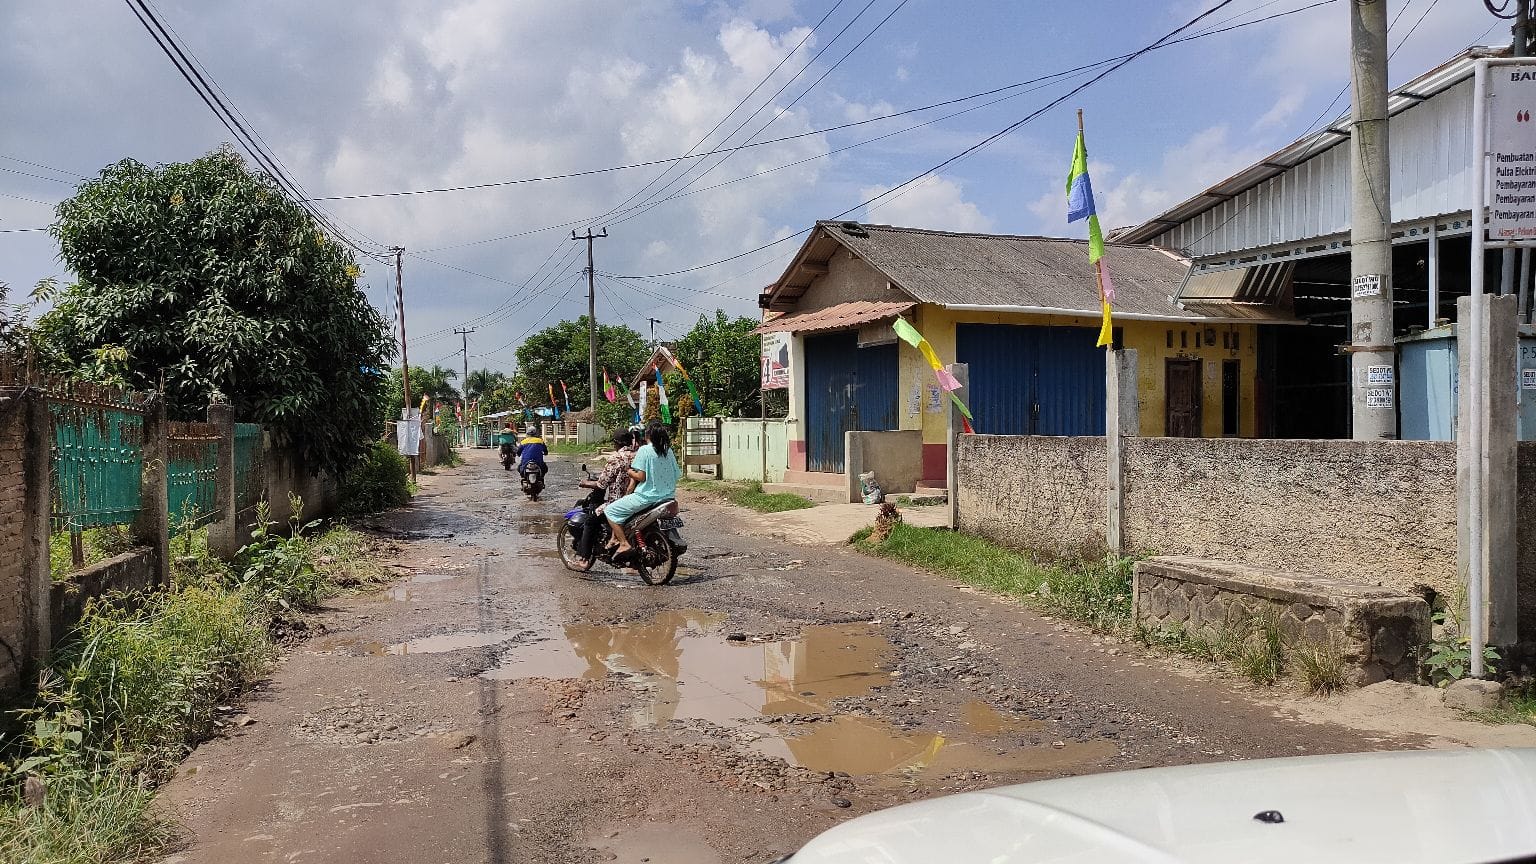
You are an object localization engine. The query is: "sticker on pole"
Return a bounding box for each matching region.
[1351,274,1382,298]
[1367,365,1395,385]
[1489,62,1536,241]
[1366,388,1394,409]
[1524,368,1536,390]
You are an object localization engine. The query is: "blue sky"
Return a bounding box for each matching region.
[0,0,1506,373]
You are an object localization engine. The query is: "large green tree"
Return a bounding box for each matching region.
[464,368,507,401]
[672,310,765,416]
[37,147,392,474]
[512,316,648,409]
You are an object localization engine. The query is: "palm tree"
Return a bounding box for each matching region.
[465,368,508,401]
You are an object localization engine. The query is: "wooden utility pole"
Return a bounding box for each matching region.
[392,246,416,481]
[571,227,608,411]
[455,326,475,445]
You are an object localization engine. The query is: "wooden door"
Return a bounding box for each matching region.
[1166,359,1202,438]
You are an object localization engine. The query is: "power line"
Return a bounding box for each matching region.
[121,0,389,261]
[0,226,49,234]
[0,165,75,185]
[0,154,79,180]
[612,0,1245,280]
[611,0,912,230]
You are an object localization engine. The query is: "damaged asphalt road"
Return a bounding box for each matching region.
[157,450,1414,864]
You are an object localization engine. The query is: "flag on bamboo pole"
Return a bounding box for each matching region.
[655,368,672,424]
[603,369,616,402]
[638,379,649,420]
[559,380,572,416]
[1066,113,1114,348]
[548,383,559,418]
[669,356,706,415]
[890,317,974,433]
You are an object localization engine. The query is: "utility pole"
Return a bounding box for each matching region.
[1516,0,1532,58]
[571,227,608,412]
[392,246,416,481]
[648,317,663,347]
[455,326,475,445]
[1348,0,1396,439]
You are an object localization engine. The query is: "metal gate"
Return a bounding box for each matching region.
[956,323,1105,435]
[804,332,898,473]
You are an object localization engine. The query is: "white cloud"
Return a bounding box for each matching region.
[1251,88,1305,133]
[861,173,993,233]
[1029,125,1267,236]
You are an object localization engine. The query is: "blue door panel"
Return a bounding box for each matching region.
[956,323,1105,436]
[804,333,899,473]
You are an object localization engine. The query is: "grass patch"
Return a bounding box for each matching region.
[338,441,412,517]
[852,522,1131,631]
[550,441,604,456]
[1139,614,1348,693]
[0,496,395,863]
[893,495,943,507]
[684,479,815,514]
[49,526,137,582]
[1291,636,1349,695]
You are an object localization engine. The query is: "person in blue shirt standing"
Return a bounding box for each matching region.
[604,423,679,560]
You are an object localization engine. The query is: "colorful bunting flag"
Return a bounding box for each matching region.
[655,369,672,424]
[669,357,706,415]
[548,383,559,419]
[638,379,649,421]
[891,316,974,433]
[559,380,572,416]
[603,369,617,403]
[1066,114,1114,348]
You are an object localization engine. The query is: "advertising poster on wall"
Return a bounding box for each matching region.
[761,333,790,390]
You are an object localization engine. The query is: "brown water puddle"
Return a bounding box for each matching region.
[386,629,522,655]
[484,611,1115,780]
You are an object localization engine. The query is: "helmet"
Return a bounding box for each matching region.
[525,424,538,435]
[627,424,645,435]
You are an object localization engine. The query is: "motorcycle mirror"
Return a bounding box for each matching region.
[580,463,587,473]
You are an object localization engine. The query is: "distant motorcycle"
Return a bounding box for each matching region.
[557,464,687,585]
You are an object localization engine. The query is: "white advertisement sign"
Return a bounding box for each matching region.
[760,332,790,390]
[1367,364,1395,386]
[1489,63,1536,241]
[396,408,422,456]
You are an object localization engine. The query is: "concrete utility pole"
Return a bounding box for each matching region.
[1515,0,1532,58]
[455,327,475,441]
[571,227,608,411]
[1348,0,1397,439]
[392,246,416,481]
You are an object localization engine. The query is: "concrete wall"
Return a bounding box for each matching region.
[1123,437,1458,599]
[264,440,338,527]
[721,419,789,483]
[956,435,1107,559]
[846,430,923,502]
[793,250,902,313]
[959,434,1460,599]
[50,550,156,643]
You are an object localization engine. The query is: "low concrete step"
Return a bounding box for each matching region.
[762,482,849,505]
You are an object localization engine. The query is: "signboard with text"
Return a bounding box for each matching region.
[760,332,790,390]
[1490,62,1536,242]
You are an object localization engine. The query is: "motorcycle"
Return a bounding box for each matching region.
[557,464,687,585]
[499,442,515,471]
[519,461,547,501]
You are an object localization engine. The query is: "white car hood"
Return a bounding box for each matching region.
[788,749,1536,864]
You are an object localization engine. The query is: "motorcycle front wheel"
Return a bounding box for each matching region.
[556,523,595,573]
[634,527,677,586]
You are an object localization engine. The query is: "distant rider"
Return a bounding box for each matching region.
[517,425,548,477]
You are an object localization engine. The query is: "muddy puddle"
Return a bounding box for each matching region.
[485,610,1116,780]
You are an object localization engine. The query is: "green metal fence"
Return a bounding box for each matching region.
[233,422,264,511]
[168,421,220,533]
[49,399,145,530]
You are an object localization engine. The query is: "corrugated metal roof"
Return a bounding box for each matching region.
[810,222,1193,318]
[1116,46,1503,257]
[752,300,916,334]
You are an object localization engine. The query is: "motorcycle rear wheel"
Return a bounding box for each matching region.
[634,527,677,586]
[556,523,595,573]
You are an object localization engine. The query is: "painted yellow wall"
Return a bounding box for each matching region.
[896,306,1259,443]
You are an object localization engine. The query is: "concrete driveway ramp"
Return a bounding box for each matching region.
[1132,556,1431,685]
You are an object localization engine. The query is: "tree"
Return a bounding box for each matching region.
[465,368,507,401]
[381,365,460,424]
[37,147,392,475]
[512,316,648,408]
[672,311,763,416]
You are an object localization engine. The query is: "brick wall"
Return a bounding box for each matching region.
[0,399,29,695]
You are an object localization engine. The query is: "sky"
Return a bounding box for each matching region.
[0,0,1509,374]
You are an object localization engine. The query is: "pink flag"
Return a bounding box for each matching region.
[1100,262,1116,304]
[934,367,962,392]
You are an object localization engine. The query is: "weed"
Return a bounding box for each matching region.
[870,501,902,543]
[231,497,326,614]
[48,525,136,582]
[305,525,388,591]
[1292,637,1349,695]
[1424,607,1501,687]
[1235,609,1286,686]
[854,522,1133,632]
[338,441,411,516]
[0,771,176,864]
